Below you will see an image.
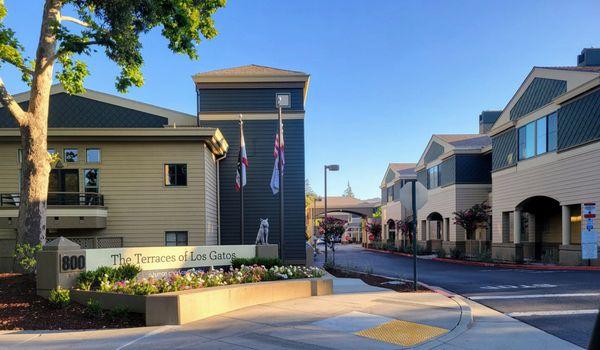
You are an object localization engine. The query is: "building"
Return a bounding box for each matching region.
[0,64,311,270]
[195,65,310,264]
[489,48,600,265]
[310,196,379,243]
[379,163,416,243]
[415,126,496,256]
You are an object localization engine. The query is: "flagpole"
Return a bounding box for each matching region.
[278,105,284,260]
[239,115,245,245]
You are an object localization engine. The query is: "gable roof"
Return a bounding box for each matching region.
[489,67,600,134]
[380,163,416,187]
[1,84,197,128]
[194,64,308,77]
[416,134,490,168]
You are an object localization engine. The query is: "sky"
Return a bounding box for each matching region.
[3,0,600,199]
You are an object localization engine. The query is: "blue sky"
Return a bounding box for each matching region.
[3,0,600,199]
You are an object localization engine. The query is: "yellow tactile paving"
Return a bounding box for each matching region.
[354,319,448,346]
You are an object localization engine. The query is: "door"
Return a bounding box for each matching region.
[49,169,79,205]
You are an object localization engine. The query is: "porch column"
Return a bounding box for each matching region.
[562,205,571,246]
[444,218,450,241]
[514,209,521,244]
[426,220,431,240]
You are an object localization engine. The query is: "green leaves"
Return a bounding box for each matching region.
[0,1,32,84]
[56,53,89,94]
[60,0,226,92]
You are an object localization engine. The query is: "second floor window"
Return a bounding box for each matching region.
[164,164,187,186]
[427,165,439,189]
[387,186,394,202]
[64,148,78,162]
[518,112,557,160]
[86,148,101,163]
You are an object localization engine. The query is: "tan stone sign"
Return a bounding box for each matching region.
[85,245,256,271]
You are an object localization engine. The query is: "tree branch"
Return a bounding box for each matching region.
[59,15,90,27]
[0,78,27,125]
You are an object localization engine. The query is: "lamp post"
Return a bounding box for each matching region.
[324,164,339,264]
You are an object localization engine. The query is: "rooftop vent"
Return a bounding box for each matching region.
[577,48,600,67]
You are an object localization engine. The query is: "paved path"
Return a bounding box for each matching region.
[0,277,579,350]
[321,244,600,348]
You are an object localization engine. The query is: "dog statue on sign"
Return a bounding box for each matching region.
[255,218,269,245]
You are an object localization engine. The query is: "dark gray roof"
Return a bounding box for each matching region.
[479,110,502,124]
[0,92,170,128]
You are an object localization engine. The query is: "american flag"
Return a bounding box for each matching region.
[235,120,248,191]
[270,121,285,194]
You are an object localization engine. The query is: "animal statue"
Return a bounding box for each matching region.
[255,218,269,245]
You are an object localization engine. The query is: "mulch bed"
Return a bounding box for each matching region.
[0,273,144,330]
[325,267,431,293]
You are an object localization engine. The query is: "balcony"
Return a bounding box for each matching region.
[0,192,107,229]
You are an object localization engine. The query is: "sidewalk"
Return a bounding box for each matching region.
[0,277,582,350]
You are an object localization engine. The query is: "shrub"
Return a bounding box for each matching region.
[231,257,283,269]
[437,247,447,258]
[49,287,70,309]
[450,247,464,260]
[76,263,142,290]
[85,299,103,318]
[92,265,325,295]
[13,243,42,274]
[475,248,492,262]
[109,305,130,320]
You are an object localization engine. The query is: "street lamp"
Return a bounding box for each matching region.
[324,164,339,263]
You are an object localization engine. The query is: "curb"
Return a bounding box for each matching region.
[364,247,600,271]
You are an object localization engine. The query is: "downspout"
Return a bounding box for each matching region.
[215,153,226,245]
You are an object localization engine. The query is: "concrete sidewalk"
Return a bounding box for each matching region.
[0,277,583,350]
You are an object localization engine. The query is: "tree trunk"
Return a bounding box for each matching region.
[15,0,60,246]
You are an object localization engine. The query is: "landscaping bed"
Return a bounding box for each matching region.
[0,273,144,330]
[325,267,431,292]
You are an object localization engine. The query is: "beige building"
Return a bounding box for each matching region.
[379,163,416,244]
[489,48,600,265]
[415,132,494,256]
[0,86,228,271]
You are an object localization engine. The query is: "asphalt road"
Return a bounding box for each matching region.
[318,244,600,348]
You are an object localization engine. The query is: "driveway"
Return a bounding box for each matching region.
[319,244,600,348]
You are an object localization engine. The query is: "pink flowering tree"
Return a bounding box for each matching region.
[365,222,382,242]
[453,202,490,240]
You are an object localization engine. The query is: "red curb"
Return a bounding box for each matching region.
[364,247,600,271]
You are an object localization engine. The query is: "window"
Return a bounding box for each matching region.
[17,149,22,163]
[427,165,439,189]
[164,164,187,186]
[84,169,99,204]
[165,231,188,246]
[84,169,99,193]
[548,113,557,151]
[518,113,558,160]
[64,148,78,162]
[536,117,547,154]
[275,93,291,108]
[387,186,394,202]
[86,148,101,163]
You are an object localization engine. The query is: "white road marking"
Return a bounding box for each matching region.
[469,292,600,300]
[480,283,557,290]
[114,325,177,350]
[508,309,599,317]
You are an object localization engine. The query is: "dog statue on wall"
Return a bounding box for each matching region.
[255,218,269,245]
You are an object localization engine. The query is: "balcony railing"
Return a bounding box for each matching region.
[0,192,104,207]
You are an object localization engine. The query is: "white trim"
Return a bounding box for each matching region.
[507,309,598,317]
[199,113,304,121]
[0,208,108,217]
[469,292,600,300]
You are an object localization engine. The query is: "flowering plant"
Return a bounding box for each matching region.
[365,222,382,241]
[397,217,415,242]
[86,265,325,296]
[318,217,346,242]
[453,201,490,240]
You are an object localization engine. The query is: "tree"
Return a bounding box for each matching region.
[305,178,316,208]
[0,0,226,246]
[342,181,355,198]
[453,202,491,240]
